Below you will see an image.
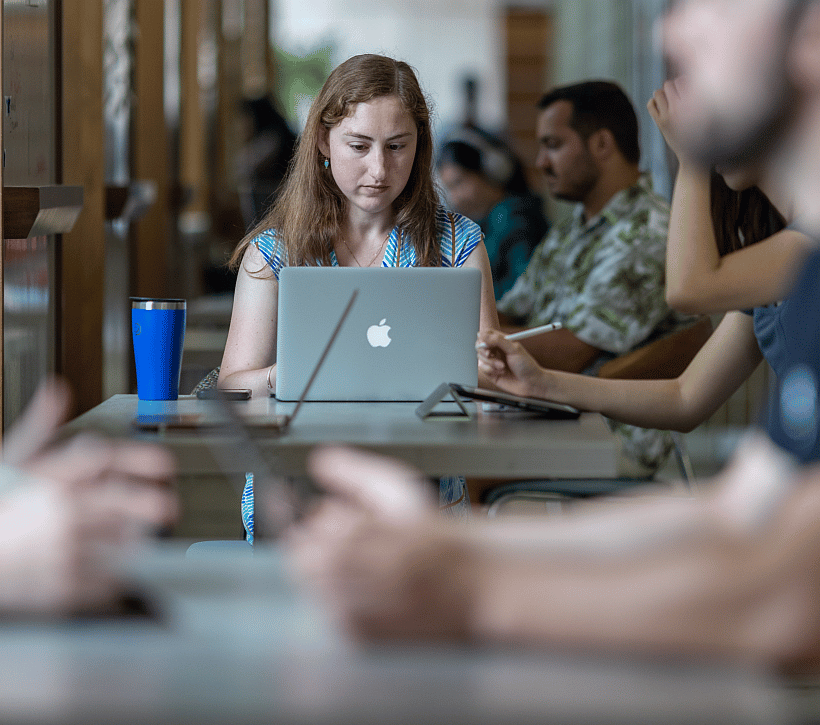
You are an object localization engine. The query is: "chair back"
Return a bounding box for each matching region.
[597,317,713,380]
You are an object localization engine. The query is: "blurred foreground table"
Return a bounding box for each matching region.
[0,543,804,725]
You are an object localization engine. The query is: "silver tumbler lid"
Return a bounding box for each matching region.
[130,297,186,310]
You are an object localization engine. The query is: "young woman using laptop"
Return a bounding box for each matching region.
[218,54,498,540]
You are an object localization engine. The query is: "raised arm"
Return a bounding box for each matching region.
[649,81,811,314]
[666,224,810,314]
[477,311,763,432]
[218,244,279,397]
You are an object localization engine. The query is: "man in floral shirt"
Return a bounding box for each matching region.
[497,81,698,472]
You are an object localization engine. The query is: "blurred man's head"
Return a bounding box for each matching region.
[535,81,640,207]
[663,0,810,169]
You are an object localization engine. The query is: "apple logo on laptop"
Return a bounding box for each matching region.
[367,318,391,348]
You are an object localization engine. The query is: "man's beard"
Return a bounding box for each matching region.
[546,164,598,204]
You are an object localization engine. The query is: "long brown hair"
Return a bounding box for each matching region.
[710,171,786,255]
[230,54,441,272]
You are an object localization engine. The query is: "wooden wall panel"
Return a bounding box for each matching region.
[133,0,170,299]
[180,0,208,219]
[505,8,552,192]
[60,0,104,414]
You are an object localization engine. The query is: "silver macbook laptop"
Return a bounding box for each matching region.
[276,267,481,401]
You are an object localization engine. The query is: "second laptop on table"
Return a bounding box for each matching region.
[276,267,481,402]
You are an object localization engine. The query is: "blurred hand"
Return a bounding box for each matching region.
[306,444,435,520]
[0,379,177,615]
[476,329,549,398]
[285,445,475,641]
[647,79,692,162]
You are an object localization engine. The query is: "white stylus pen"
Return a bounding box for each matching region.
[504,322,563,341]
[476,321,562,349]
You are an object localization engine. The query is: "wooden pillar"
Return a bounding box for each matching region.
[505,8,553,192]
[133,0,170,299]
[242,0,269,97]
[61,0,104,414]
[216,0,243,212]
[180,0,209,219]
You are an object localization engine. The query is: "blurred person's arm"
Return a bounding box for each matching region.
[477,310,762,433]
[290,442,820,669]
[649,82,811,314]
[469,481,820,669]
[218,244,279,397]
[0,379,177,616]
[471,447,820,669]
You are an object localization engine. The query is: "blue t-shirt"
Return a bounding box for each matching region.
[761,247,820,463]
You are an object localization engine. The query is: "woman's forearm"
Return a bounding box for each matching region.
[533,371,703,432]
[664,165,811,313]
[217,365,273,399]
[529,313,763,433]
[670,229,811,313]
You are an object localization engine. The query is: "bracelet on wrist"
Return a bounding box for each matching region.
[266,365,275,392]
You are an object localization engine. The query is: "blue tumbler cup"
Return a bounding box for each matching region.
[131,298,187,400]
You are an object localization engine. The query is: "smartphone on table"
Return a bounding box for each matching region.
[196,388,252,401]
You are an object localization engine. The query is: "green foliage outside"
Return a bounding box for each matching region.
[273,42,334,128]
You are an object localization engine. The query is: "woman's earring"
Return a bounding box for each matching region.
[323,158,330,169]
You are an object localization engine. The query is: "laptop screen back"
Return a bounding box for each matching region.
[276,267,481,401]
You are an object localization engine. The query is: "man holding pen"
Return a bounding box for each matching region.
[495,81,698,473]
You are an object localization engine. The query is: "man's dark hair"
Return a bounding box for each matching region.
[538,81,640,165]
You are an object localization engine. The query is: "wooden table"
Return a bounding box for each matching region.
[66,394,619,480]
[65,394,619,538]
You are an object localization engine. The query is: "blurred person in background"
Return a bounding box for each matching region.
[664,0,820,464]
[437,127,548,299]
[234,95,298,231]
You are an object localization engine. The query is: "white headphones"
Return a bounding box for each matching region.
[446,127,517,188]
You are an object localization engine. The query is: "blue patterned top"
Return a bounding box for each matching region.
[241,206,480,543]
[253,205,481,277]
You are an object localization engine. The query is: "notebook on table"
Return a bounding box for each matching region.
[276,267,481,402]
